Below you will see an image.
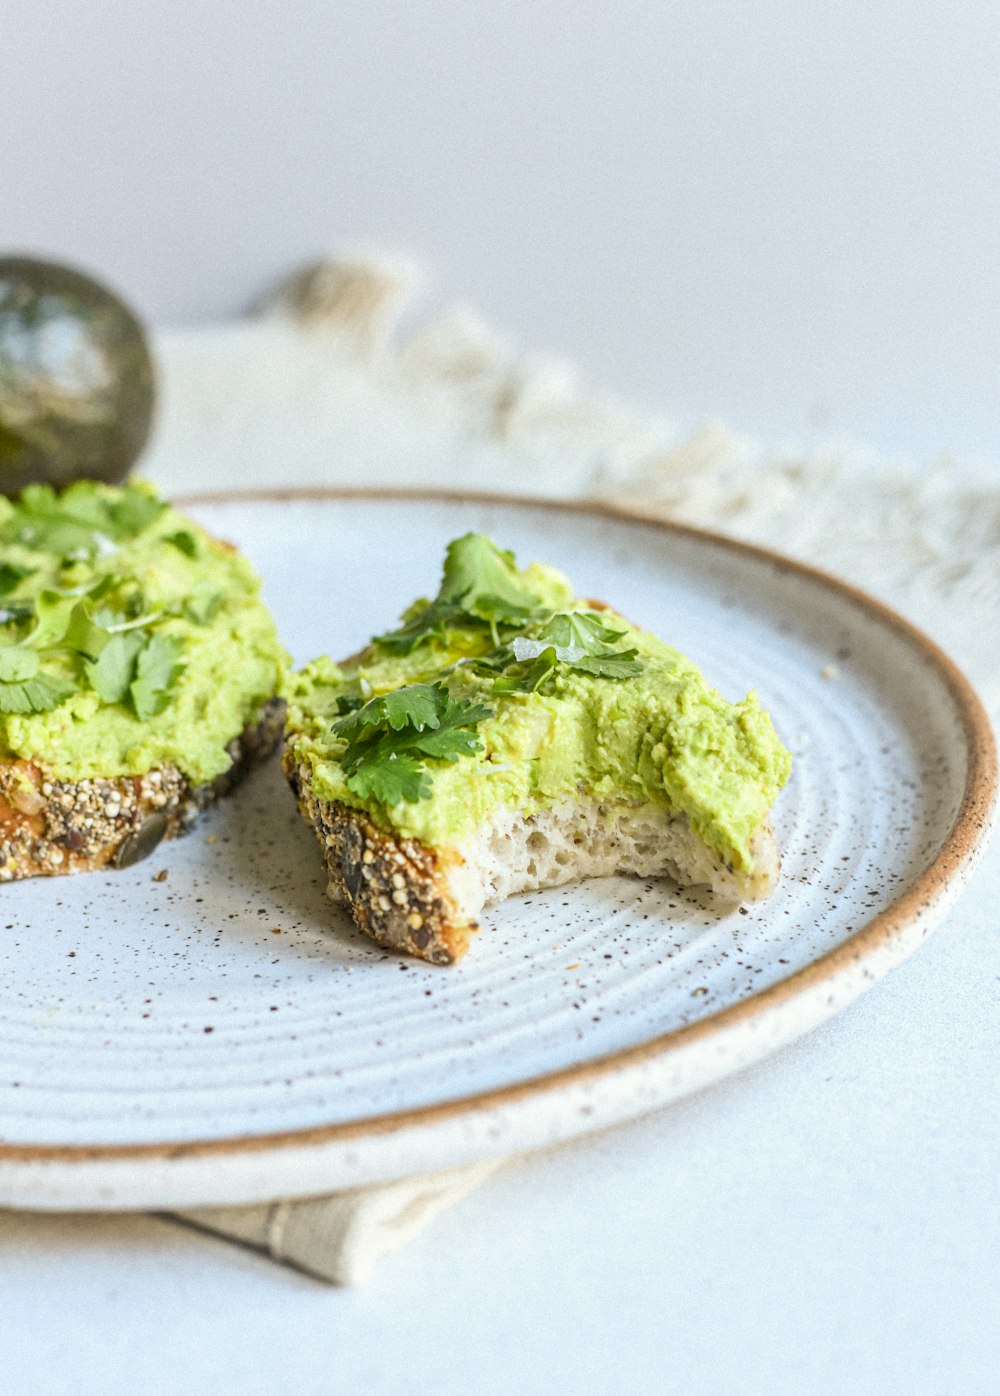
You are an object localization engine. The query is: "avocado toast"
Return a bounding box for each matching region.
[285,533,791,964]
[0,480,286,878]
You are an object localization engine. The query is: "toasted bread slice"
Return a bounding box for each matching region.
[285,533,791,964]
[0,480,287,879]
[0,698,283,879]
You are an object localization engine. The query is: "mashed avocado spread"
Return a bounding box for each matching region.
[0,480,287,784]
[286,534,791,873]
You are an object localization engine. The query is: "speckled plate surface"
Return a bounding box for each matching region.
[0,492,993,1210]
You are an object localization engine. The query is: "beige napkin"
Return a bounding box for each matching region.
[145,255,998,1284]
[174,1160,505,1285]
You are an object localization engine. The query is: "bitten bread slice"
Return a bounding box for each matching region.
[285,763,780,965]
[0,480,287,879]
[285,533,791,964]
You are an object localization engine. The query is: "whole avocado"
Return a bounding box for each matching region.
[0,256,155,496]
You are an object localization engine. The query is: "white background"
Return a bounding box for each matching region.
[2,4,999,1393]
[4,0,999,461]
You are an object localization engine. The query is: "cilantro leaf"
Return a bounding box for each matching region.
[24,591,75,650]
[165,530,198,558]
[374,534,543,654]
[569,649,643,680]
[106,491,167,539]
[492,646,560,695]
[334,694,364,716]
[413,723,487,761]
[372,597,469,656]
[344,752,430,806]
[5,486,92,553]
[536,611,626,651]
[334,683,444,739]
[0,672,75,714]
[2,483,166,557]
[0,647,39,682]
[439,534,540,621]
[130,633,185,721]
[64,602,110,662]
[488,612,643,692]
[336,683,493,805]
[84,631,145,705]
[3,485,112,556]
[0,563,35,597]
[466,645,515,674]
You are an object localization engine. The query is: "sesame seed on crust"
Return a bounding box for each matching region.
[282,748,473,965]
[0,698,285,882]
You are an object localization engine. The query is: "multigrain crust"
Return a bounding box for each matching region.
[285,755,470,964]
[0,697,285,881]
[284,747,781,966]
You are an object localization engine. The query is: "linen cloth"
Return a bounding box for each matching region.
[138,256,998,1283]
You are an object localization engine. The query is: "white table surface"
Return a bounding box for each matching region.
[3,4,999,1390]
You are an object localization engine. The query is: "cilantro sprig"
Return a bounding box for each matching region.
[333,683,494,806]
[374,534,543,654]
[0,585,188,718]
[372,534,642,693]
[0,484,226,720]
[1,481,167,558]
[0,645,75,714]
[343,536,647,802]
[478,610,643,695]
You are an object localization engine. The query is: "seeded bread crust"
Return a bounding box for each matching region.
[284,755,469,964]
[0,697,284,881]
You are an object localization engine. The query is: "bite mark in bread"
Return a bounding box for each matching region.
[286,750,780,965]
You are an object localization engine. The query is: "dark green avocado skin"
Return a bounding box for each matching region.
[0,256,155,495]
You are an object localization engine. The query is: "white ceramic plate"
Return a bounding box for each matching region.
[0,492,993,1209]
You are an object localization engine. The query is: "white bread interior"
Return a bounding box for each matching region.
[437,794,779,927]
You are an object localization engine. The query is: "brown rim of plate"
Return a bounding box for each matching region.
[1,486,995,1165]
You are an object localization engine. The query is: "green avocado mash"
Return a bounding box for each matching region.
[0,479,287,784]
[286,534,791,874]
